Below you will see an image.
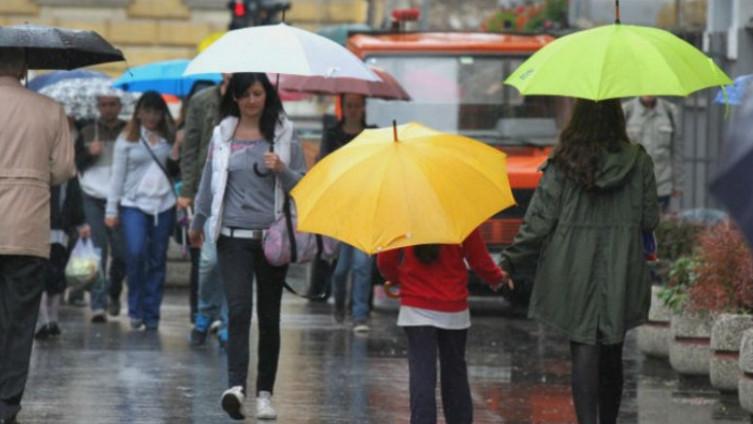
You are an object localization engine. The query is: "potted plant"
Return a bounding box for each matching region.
[690,224,753,392]
[665,223,753,379]
[739,328,753,414]
[638,218,703,358]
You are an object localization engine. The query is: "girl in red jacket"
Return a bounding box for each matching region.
[377,228,511,424]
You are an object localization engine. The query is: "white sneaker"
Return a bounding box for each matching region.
[353,321,370,333]
[256,391,277,420]
[221,386,246,420]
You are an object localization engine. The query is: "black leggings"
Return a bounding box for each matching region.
[570,340,624,424]
[217,236,287,395]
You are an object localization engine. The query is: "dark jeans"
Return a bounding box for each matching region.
[570,341,624,424]
[45,244,68,295]
[82,193,126,306]
[0,255,46,420]
[404,326,472,424]
[217,236,287,395]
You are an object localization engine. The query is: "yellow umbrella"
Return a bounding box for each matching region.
[290,122,516,254]
[197,31,224,54]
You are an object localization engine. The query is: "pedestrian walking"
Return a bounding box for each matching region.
[36,177,90,340]
[623,96,683,212]
[179,75,232,347]
[105,91,178,331]
[377,229,509,424]
[189,72,306,421]
[319,94,375,331]
[0,48,76,424]
[499,99,660,424]
[75,94,128,321]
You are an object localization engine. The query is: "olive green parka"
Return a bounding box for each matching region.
[500,143,660,344]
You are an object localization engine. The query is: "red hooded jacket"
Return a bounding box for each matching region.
[377,229,504,312]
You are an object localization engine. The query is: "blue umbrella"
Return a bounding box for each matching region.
[112,59,221,97]
[710,86,753,247]
[714,74,752,105]
[28,69,108,92]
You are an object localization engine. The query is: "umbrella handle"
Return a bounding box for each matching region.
[253,142,274,177]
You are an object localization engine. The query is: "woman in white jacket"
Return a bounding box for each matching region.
[189,73,306,421]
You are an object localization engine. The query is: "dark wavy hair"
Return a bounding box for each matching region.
[124,91,175,143]
[414,244,441,265]
[550,99,630,190]
[220,72,284,143]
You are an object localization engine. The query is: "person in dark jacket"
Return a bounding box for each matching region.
[499,99,660,424]
[74,95,127,318]
[35,178,90,339]
[318,94,377,330]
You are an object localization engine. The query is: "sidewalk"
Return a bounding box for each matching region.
[20,288,752,423]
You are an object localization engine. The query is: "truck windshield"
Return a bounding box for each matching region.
[364,55,566,146]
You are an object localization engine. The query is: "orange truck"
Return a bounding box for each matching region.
[346,30,570,300]
[347,33,568,242]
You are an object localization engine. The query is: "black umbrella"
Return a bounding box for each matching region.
[710,86,753,247]
[0,24,124,70]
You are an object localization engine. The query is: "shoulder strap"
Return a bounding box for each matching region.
[140,136,177,197]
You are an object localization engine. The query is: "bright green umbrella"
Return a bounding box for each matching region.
[505,23,732,100]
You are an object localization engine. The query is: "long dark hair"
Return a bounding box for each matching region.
[414,244,441,265]
[550,99,630,190]
[124,91,175,143]
[220,72,284,142]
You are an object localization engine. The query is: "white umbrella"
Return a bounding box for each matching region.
[39,78,137,120]
[184,23,379,81]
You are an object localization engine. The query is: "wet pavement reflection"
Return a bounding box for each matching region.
[21,283,753,423]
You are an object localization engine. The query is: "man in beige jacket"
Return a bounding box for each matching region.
[0,48,75,424]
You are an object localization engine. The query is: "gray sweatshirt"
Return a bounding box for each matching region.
[106,130,175,218]
[191,136,306,232]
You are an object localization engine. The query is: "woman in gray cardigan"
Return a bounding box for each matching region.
[105,91,178,331]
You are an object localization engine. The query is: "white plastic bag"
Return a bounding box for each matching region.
[64,238,101,291]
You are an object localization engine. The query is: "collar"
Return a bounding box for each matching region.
[140,126,167,145]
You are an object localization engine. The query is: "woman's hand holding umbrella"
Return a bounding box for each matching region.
[263,152,286,173]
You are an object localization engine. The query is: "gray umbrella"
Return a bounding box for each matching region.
[0,24,124,70]
[710,84,753,247]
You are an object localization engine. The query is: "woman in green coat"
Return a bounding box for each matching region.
[499,99,659,424]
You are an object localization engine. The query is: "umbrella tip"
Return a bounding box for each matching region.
[392,119,398,142]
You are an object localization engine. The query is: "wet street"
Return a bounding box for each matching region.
[21,267,752,424]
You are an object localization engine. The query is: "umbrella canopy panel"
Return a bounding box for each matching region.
[505,23,732,100]
[185,23,379,81]
[0,24,124,70]
[275,66,410,100]
[714,74,753,106]
[113,59,221,97]
[40,78,136,120]
[710,91,753,247]
[28,69,108,92]
[291,122,516,254]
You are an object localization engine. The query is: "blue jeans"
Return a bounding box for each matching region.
[332,244,372,321]
[120,207,175,326]
[196,221,227,329]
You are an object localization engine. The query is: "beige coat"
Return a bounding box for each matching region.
[0,77,75,258]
